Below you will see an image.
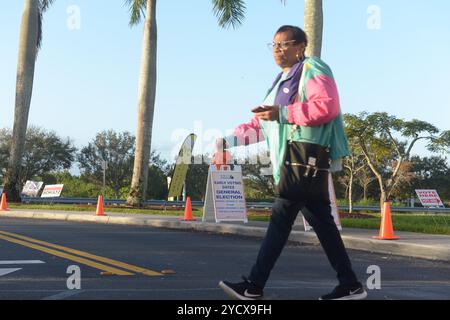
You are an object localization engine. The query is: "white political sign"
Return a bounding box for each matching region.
[415,189,444,208]
[40,184,64,198]
[203,165,248,223]
[296,173,342,231]
[21,181,44,197]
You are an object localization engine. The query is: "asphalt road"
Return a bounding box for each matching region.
[0,217,449,300]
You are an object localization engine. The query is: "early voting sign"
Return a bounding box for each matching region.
[203,165,248,223]
[41,184,64,198]
[415,189,445,208]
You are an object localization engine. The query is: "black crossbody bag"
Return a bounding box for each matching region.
[276,140,331,203]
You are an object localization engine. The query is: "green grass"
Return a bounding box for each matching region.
[341,213,450,236]
[8,203,196,216]
[6,204,450,235]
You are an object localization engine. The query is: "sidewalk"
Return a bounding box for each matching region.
[1,209,450,262]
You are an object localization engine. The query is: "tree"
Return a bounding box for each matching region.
[0,126,76,187]
[345,112,450,212]
[146,151,171,200]
[355,165,376,202]
[51,171,103,198]
[212,0,246,29]
[241,161,276,200]
[3,0,55,202]
[304,0,323,57]
[125,0,158,206]
[389,160,417,201]
[183,154,211,201]
[342,152,366,213]
[410,156,450,200]
[78,130,135,199]
[212,0,324,57]
[0,128,10,184]
[341,128,378,211]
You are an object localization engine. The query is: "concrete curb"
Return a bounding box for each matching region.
[1,210,449,262]
[340,236,450,262]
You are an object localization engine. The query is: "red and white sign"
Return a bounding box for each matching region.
[40,184,64,198]
[415,189,444,207]
[21,181,44,197]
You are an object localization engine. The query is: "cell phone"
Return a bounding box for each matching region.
[251,105,269,113]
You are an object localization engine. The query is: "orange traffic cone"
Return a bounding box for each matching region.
[180,197,195,221]
[0,193,8,211]
[373,202,399,240]
[96,195,106,216]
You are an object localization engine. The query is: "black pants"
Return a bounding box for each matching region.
[248,197,359,288]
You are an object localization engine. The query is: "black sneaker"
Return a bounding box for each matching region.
[319,283,368,300]
[219,276,264,300]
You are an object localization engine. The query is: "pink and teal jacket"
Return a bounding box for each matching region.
[226,57,350,184]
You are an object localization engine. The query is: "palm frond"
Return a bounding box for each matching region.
[37,0,55,51]
[124,0,147,26]
[212,0,246,29]
[40,0,55,12]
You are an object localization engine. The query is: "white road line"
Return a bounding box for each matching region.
[0,268,22,277]
[0,260,45,265]
[42,290,84,300]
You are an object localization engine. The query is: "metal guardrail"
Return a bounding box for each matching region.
[20,197,450,214]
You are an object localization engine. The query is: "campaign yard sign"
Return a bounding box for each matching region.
[21,181,44,197]
[40,184,64,198]
[203,165,248,223]
[415,189,444,208]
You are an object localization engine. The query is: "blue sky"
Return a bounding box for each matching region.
[1,0,449,163]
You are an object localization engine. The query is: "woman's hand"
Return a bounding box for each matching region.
[254,105,280,121]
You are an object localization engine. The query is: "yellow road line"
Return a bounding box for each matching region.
[0,234,133,276]
[0,231,163,276]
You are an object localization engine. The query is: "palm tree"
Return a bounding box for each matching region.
[124,0,158,206]
[212,0,246,29]
[212,0,323,57]
[304,0,323,57]
[3,0,55,202]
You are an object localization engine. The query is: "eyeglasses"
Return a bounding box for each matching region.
[267,40,298,51]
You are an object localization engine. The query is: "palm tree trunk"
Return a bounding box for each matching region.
[127,0,157,206]
[3,0,39,202]
[304,0,323,58]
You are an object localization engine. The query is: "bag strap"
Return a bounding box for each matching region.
[288,62,307,142]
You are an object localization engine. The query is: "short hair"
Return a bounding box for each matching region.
[275,25,308,47]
